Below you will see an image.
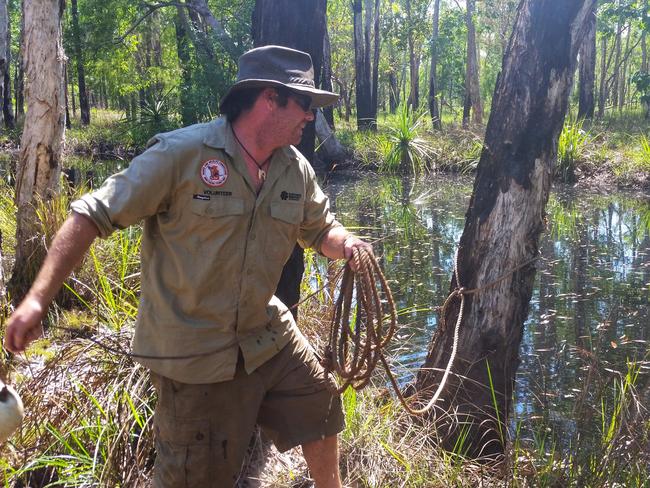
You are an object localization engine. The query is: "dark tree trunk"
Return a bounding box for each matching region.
[322,26,335,129]
[414,0,594,459]
[1,0,14,129]
[71,0,90,125]
[406,0,419,109]
[353,0,374,130]
[370,0,380,116]
[69,62,76,117]
[578,2,596,119]
[463,0,482,127]
[252,0,328,317]
[175,5,196,126]
[429,0,441,129]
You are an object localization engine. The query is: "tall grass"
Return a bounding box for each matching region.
[382,104,435,174]
[557,117,589,183]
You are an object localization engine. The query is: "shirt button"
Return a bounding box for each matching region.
[196,432,204,441]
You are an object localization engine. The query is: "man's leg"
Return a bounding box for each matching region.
[302,435,342,488]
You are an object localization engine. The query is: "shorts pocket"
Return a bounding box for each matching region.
[153,413,212,488]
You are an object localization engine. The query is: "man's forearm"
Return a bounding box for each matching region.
[4,212,99,352]
[27,212,99,306]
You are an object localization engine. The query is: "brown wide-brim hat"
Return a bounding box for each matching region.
[219,45,339,111]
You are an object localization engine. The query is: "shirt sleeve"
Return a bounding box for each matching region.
[297,159,342,253]
[70,134,176,238]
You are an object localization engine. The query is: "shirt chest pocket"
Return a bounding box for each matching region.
[189,197,246,255]
[266,201,304,262]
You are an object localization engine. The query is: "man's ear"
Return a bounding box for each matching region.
[261,87,277,110]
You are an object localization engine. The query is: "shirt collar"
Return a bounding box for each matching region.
[203,116,300,163]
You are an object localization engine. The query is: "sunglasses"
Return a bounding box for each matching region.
[290,93,312,112]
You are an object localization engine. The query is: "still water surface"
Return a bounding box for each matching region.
[325,171,650,440]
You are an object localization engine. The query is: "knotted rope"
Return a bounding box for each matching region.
[322,247,539,415]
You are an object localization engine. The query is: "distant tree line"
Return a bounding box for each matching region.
[2,0,650,137]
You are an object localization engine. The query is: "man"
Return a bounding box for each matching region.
[4,45,371,487]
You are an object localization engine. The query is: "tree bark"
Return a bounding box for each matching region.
[1,0,13,129]
[370,0,380,116]
[353,0,374,130]
[429,0,441,129]
[71,0,90,125]
[315,109,349,164]
[463,0,483,127]
[252,0,328,317]
[175,5,196,126]
[597,35,607,117]
[406,0,419,109]
[9,0,66,299]
[415,0,594,458]
[322,25,335,129]
[578,2,596,119]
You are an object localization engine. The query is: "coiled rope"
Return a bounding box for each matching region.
[322,247,539,415]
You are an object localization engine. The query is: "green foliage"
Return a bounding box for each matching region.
[557,117,589,183]
[382,104,435,173]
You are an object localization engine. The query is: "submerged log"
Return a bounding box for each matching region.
[415,0,595,459]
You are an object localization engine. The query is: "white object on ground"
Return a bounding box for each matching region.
[0,379,24,442]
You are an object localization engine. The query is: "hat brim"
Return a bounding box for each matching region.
[219,79,339,111]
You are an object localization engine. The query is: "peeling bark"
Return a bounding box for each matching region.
[415,0,594,458]
[10,0,65,299]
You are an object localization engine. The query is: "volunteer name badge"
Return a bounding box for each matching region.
[200,159,228,187]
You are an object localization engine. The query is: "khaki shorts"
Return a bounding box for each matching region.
[150,333,345,488]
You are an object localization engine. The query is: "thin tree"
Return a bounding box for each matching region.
[9,0,66,298]
[71,0,90,125]
[353,0,374,129]
[415,0,595,458]
[578,1,597,119]
[0,0,13,129]
[462,0,483,127]
[428,0,441,129]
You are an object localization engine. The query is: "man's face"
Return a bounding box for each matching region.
[270,91,315,146]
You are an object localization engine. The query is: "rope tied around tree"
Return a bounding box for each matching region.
[322,247,539,416]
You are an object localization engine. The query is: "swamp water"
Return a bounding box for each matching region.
[326,172,650,448]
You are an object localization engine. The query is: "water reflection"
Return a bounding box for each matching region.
[325,172,650,442]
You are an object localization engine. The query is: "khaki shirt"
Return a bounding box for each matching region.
[71,117,341,384]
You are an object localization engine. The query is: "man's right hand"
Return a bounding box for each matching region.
[3,297,46,353]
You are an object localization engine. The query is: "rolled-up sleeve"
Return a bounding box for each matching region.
[70,135,176,238]
[297,162,342,253]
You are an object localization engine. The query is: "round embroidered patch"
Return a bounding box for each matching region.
[200,159,228,187]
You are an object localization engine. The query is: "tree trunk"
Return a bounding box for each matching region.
[463,0,483,127]
[15,0,24,120]
[597,35,607,117]
[429,0,441,129]
[619,24,630,111]
[578,2,596,119]
[353,0,374,130]
[322,26,335,129]
[415,0,594,459]
[71,0,90,125]
[0,0,13,129]
[9,0,65,299]
[64,62,71,129]
[175,5,196,126]
[315,109,349,164]
[186,0,236,55]
[406,0,419,109]
[252,0,328,317]
[611,20,622,109]
[370,0,380,119]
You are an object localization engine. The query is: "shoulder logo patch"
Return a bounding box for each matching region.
[200,159,228,187]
